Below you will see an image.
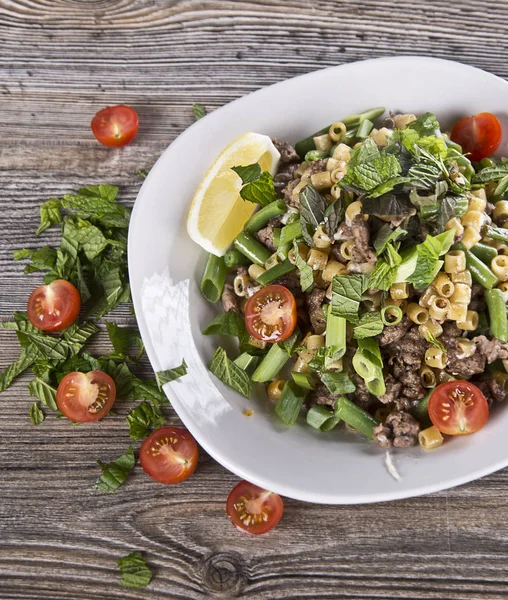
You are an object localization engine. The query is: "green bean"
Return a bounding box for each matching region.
[233,232,272,266]
[305,150,328,162]
[275,380,308,426]
[334,396,379,439]
[306,406,340,431]
[470,242,497,265]
[484,225,508,244]
[256,259,295,285]
[200,254,227,303]
[356,118,374,138]
[464,249,498,289]
[244,200,287,234]
[273,228,281,248]
[252,344,289,383]
[294,107,386,158]
[224,249,251,269]
[410,390,433,428]
[485,289,508,342]
[279,220,302,247]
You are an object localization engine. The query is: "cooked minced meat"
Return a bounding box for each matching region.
[373,411,420,448]
[274,163,298,195]
[307,384,336,409]
[477,379,508,405]
[221,283,239,313]
[273,139,300,163]
[384,328,428,367]
[378,316,412,347]
[306,288,327,334]
[281,179,301,209]
[255,216,282,252]
[473,335,508,363]
[349,374,374,410]
[350,215,376,264]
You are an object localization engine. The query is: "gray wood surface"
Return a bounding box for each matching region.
[2,0,508,598]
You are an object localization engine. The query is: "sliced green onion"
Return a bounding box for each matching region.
[306,406,340,431]
[356,118,374,138]
[256,260,295,285]
[334,396,379,439]
[200,254,227,303]
[251,344,289,383]
[325,313,347,363]
[233,352,261,374]
[381,305,403,326]
[279,220,302,247]
[292,372,315,390]
[273,228,281,248]
[275,381,308,426]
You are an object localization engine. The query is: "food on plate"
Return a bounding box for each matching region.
[91,104,139,148]
[56,370,116,422]
[193,106,508,451]
[27,279,81,331]
[140,426,199,484]
[226,480,284,535]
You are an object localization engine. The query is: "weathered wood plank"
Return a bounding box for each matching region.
[2,0,508,598]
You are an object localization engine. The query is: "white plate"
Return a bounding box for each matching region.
[128,56,508,504]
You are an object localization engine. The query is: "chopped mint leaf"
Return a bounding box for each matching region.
[126,401,165,441]
[0,346,38,393]
[330,274,368,323]
[299,184,327,246]
[353,312,384,339]
[118,551,152,589]
[203,310,247,337]
[232,163,262,184]
[106,322,143,357]
[155,360,188,389]
[36,198,62,236]
[323,198,344,237]
[362,193,412,216]
[239,171,276,206]
[94,447,135,494]
[373,225,407,255]
[28,377,58,411]
[293,241,314,292]
[193,103,206,121]
[407,112,441,136]
[29,402,45,425]
[209,347,250,398]
[472,165,508,184]
[408,230,454,289]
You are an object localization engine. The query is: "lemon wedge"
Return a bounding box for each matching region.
[187,132,281,256]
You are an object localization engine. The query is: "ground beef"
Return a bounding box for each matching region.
[301,159,328,180]
[330,243,348,264]
[469,284,486,312]
[272,271,301,290]
[350,217,375,265]
[281,179,301,209]
[221,283,239,313]
[373,411,420,448]
[333,221,353,241]
[385,328,428,367]
[255,216,281,252]
[378,375,402,406]
[272,139,300,163]
[378,316,412,347]
[441,321,462,346]
[349,374,375,410]
[306,384,336,409]
[306,288,326,334]
[445,336,486,378]
[391,363,426,408]
[273,163,298,196]
[474,335,508,363]
[477,379,508,405]
[486,202,495,216]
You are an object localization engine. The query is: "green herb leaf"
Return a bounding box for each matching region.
[94,447,136,494]
[293,241,314,292]
[61,188,129,229]
[29,402,45,425]
[408,230,455,289]
[323,198,344,237]
[106,322,143,356]
[155,360,188,389]
[299,184,327,246]
[193,103,206,121]
[362,193,412,216]
[331,274,368,323]
[28,377,58,411]
[0,346,38,392]
[367,259,397,291]
[209,347,250,397]
[373,225,406,255]
[426,331,447,353]
[320,372,356,395]
[239,172,276,206]
[472,165,508,185]
[14,246,58,274]
[36,198,62,236]
[278,327,301,357]
[353,312,384,339]
[232,163,262,184]
[435,193,469,232]
[407,112,441,136]
[118,551,152,589]
[410,180,448,208]
[202,310,247,337]
[131,378,168,405]
[126,401,165,440]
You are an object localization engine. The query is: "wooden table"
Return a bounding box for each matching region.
[2,1,508,598]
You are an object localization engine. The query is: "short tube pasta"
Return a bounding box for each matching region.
[267,380,286,402]
[234,274,251,296]
[457,310,479,331]
[468,189,487,212]
[451,270,472,286]
[329,121,347,142]
[462,210,484,232]
[461,226,482,249]
[429,297,450,321]
[450,283,472,305]
[420,365,437,388]
[456,339,476,359]
[419,426,444,450]
[444,250,466,274]
[310,171,332,191]
[406,302,429,325]
[448,302,468,322]
[493,201,508,223]
[307,335,325,351]
[331,143,351,162]
[433,273,455,298]
[419,286,437,308]
[389,282,409,300]
[313,225,332,249]
[340,240,355,260]
[345,200,363,223]
[313,134,332,152]
[491,255,508,282]
[425,347,447,369]
[419,321,443,340]
[445,217,464,238]
[322,260,347,282]
[307,248,328,271]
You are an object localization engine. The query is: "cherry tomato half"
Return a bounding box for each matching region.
[245,285,297,343]
[56,371,116,422]
[140,426,198,484]
[428,381,489,436]
[450,112,502,162]
[226,480,283,535]
[27,279,80,332]
[91,105,139,148]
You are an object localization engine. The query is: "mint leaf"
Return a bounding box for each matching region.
[209,347,250,397]
[436,193,468,232]
[29,402,45,425]
[126,401,165,441]
[320,372,356,395]
[293,241,314,292]
[203,310,247,337]
[193,103,206,120]
[14,246,57,274]
[472,165,508,184]
[240,171,276,206]
[299,184,326,246]
[78,184,118,203]
[61,188,129,229]
[367,259,397,291]
[232,163,262,184]
[0,346,38,392]
[118,551,152,589]
[352,154,402,191]
[155,360,188,389]
[354,312,384,339]
[28,377,58,411]
[408,230,454,289]
[323,198,344,237]
[410,180,448,208]
[330,274,368,323]
[64,218,110,261]
[93,447,135,493]
[407,112,441,136]
[36,198,62,236]
[106,322,143,357]
[373,225,406,255]
[131,378,168,405]
[278,327,301,357]
[362,193,412,216]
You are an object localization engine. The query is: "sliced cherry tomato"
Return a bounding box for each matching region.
[450,112,502,162]
[27,279,80,332]
[428,380,489,436]
[226,480,283,535]
[245,285,296,343]
[56,370,116,422]
[91,105,139,148]
[140,426,198,484]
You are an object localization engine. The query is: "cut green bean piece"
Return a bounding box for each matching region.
[251,344,289,383]
[306,406,340,431]
[485,225,508,244]
[356,118,374,138]
[233,232,272,266]
[256,260,295,286]
[244,201,287,234]
[469,242,497,265]
[485,289,508,342]
[410,390,433,428]
[275,380,308,426]
[292,372,315,390]
[233,352,261,374]
[200,254,227,303]
[464,249,498,289]
[224,249,251,269]
[273,228,281,248]
[305,150,328,162]
[279,220,302,247]
[334,396,379,439]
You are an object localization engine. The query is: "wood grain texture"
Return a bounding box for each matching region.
[2,0,508,598]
